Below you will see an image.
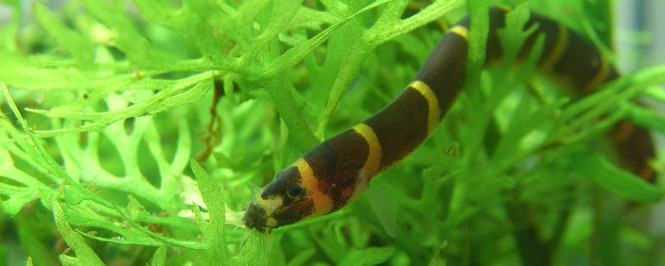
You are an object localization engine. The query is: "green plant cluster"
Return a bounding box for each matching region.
[0,0,664,265]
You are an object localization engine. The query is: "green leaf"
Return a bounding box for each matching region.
[254,0,393,79]
[286,248,316,266]
[366,182,396,237]
[644,85,665,102]
[191,159,229,261]
[0,246,5,266]
[28,71,216,138]
[33,3,94,64]
[625,103,665,134]
[263,75,320,151]
[338,247,396,266]
[565,152,664,202]
[149,246,168,266]
[497,4,538,65]
[229,230,267,265]
[463,0,489,94]
[0,184,38,215]
[52,198,105,266]
[0,50,136,91]
[14,215,57,265]
[78,0,174,69]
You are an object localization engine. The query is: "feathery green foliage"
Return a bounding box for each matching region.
[1,0,664,265]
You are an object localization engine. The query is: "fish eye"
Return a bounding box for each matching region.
[287,185,303,198]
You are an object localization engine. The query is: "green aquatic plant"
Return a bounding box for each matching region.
[1,0,664,265]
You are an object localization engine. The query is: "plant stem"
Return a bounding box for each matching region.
[264,75,320,151]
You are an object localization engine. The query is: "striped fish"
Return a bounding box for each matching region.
[242,6,656,231]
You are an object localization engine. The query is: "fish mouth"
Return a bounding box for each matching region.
[242,202,270,231]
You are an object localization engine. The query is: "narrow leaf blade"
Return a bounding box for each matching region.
[566,153,664,202]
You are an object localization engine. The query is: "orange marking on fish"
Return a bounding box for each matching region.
[353,123,382,179]
[294,158,333,216]
[409,80,441,135]
[449,25,469,42]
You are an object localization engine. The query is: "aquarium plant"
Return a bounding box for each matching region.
[0,0,664,265]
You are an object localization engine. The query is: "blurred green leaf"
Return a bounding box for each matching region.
[150,246,168,266]
[565,152,664,202]
[34,3,94,64]
[338,247,395,266]
[286,248,316,266]
[626,103,665,134]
